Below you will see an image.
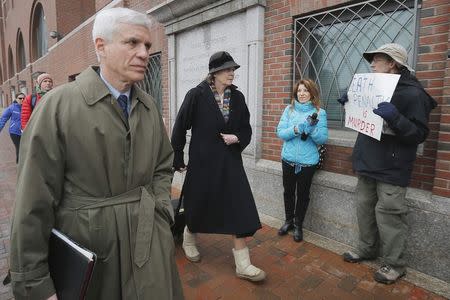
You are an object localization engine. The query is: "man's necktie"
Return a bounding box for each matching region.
[117,95,128,119]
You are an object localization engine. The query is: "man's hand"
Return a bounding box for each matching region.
[337,93,349,106]
[47,294,58,300]
[220,133,239,145]
[373,102,399,123]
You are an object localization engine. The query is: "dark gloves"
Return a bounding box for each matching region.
[304,122,317,135]
[173,151,186,171]
[373,102,400,123]
[307,113,319,126]
[337,93,349,106]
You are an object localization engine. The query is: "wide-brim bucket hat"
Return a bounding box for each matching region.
[363,43,414,72]
[208,51,240,74]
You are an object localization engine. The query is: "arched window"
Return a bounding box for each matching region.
[31,3,48,60]
[0,64,3,83]
[16,30,27,71]
[8,46,14,78]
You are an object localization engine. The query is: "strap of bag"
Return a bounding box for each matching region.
[31,93,37,109]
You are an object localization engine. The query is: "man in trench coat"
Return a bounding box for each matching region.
[9,7,183,300]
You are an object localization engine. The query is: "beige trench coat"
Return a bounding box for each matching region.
[10,67,184,299]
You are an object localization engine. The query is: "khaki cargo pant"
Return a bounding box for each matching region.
[356,175,408,272]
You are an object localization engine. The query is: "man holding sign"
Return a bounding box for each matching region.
[338,43,437,284]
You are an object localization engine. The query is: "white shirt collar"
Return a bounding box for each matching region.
[99,70,131,100]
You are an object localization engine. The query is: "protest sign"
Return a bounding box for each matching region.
[344,73,400,140]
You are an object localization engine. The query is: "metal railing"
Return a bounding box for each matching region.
[138,53,162,111]
[294,0,418,127]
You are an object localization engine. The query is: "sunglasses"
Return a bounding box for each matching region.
[17,97,25,100]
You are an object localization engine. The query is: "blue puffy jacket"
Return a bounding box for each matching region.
[277,101,328,165]
[0,101,22,136]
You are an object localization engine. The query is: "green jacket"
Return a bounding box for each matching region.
[10,67,184,299]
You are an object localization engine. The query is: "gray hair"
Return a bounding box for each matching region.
[92,7,151,43]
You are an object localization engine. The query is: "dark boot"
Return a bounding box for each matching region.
[278,219,294,236]
[293,222,303,242]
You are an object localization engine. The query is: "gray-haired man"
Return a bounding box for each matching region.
[10,7,183,299]
[338,43,437,284]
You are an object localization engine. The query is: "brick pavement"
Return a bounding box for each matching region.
[175,226,447,300]
[0,128,447,300]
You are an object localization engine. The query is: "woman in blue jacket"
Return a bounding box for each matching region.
[0,93,24,163]
[276,79,328,242]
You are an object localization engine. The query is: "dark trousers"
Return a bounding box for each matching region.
[10,134,21,164]
[282,160,316,226]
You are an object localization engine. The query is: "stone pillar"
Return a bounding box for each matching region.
[167,34,176,132]
[245,5,264,159]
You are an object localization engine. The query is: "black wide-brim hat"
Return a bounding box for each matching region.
[208,51,240,74]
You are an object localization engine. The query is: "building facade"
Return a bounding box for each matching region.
[0,0,449,282]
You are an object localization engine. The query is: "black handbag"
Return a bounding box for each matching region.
[171,188,185,242]
[317,144,326,169]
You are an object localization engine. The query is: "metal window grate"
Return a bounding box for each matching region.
[138,53,162,111]
[294,0,418,127]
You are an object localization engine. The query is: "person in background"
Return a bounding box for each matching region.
[9,7,183,300]
[171,51,266,282]
[21,73,54,130]
[276,79,328,242]
[338,43,437,284]
[0,93,24,163]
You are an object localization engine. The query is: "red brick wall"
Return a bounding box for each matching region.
[262,0,293,162]
[263,0,450,192]
[420,0,450,197]
[55,0,95,37]
[413,0,450,193]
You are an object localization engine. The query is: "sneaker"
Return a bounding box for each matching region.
[342,250,374,263]
[374,265,406,284]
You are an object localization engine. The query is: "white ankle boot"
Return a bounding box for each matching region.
[182,227,200,262]
[232,247,266,282]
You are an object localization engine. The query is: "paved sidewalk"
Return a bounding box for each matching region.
[0,129,447,299]
[175,226,447,300]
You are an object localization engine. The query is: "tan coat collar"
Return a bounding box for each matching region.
[75,66,152,110]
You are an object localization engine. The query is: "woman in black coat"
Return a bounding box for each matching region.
[171,51,265,282]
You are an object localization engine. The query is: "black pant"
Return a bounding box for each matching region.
[282,160,316,226]
[10,134,21,164]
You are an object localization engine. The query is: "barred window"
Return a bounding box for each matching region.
[294,0,418,127]
[138,53,162,111]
